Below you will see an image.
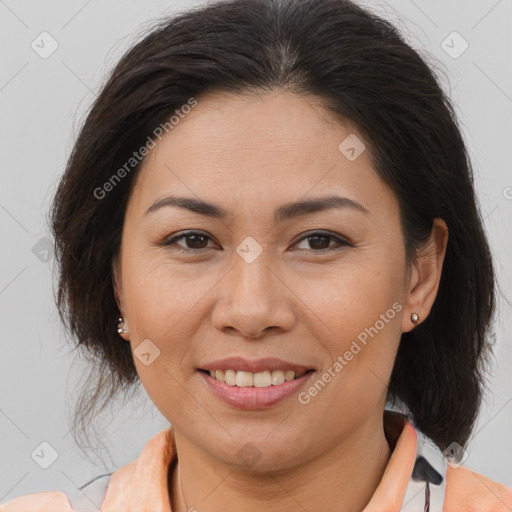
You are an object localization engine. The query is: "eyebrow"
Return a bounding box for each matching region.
[144,194,370,223]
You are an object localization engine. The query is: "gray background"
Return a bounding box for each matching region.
[1,0,511,503]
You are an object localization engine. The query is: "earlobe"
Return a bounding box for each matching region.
[117,316,129,337]
[401,218,448,333]
[112,257,130,340]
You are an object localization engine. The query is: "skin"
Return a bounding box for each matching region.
[113,90,448,512]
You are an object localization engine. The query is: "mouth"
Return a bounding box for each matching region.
[197,368,317,409]
[197,368,316,388]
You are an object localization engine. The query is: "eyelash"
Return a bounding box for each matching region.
[160,230,351,254]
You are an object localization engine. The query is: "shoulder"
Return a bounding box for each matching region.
[0,427,172,511]
[0,491,73,512]
[0,472,112,512]
[445,464,512,511]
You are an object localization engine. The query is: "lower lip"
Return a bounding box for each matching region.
[198,370,316,410]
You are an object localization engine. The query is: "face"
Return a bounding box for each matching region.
[113,90,446,471]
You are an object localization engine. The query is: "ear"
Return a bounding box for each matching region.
[112,255,130,341]
[401,218,448,333]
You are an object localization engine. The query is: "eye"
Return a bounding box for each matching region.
[161,231,216,251]
[160,230,350,253]
[292,231,351,252]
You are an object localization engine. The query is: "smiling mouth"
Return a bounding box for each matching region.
[197,368,316,388]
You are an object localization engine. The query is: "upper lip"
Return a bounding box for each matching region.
[198,356,316,374]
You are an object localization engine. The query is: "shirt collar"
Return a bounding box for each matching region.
[99,410,442,511]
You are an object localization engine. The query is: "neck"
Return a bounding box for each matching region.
[169,413,393,512]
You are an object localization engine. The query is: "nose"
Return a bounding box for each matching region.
[211,253,296,339]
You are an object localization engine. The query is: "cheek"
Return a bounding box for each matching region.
[120,255,210,421]
[295,273,403,430]
[297,250,405,391]
[303,253,404,340]
[121,253,220,374]
[123,249,206,327]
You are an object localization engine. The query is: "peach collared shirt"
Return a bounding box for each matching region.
[1,413,511,511]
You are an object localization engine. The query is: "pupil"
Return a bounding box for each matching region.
[188,235,207,248]
[309,235,329,250]
[185,235,331,250]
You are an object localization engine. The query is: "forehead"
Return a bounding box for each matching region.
[128,90,397,219]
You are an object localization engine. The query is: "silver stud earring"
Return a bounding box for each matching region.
[117,316,128,334]
[410,312,419,324]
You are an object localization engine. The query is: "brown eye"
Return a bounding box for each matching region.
[293,231,350,252]
[162,231,215,251]
[160,230,350,254]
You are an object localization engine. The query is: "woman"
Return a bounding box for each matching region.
[1,0,510,510]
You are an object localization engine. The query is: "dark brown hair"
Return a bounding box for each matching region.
[50,0,496,459]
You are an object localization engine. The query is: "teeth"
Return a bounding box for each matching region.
[271,370,285,386]
[207,369,306,387]
[236,370,254,387]
[284,370,295,381]
[253,371,271,387]
[225,369,236,386]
